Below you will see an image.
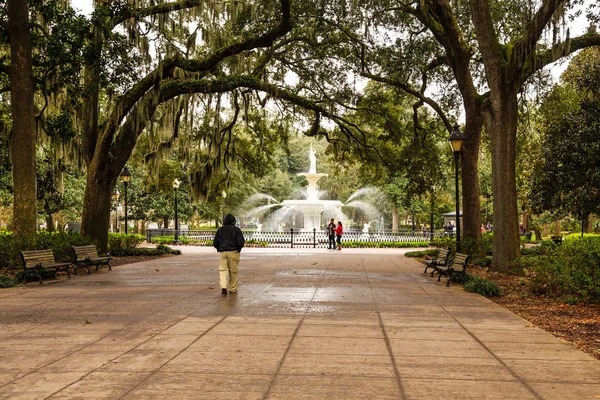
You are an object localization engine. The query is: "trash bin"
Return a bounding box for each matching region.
[524,232,532,241]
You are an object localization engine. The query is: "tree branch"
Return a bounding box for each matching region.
[468,0,504,70]
[524,31,600,83]
[512,0,567,74]
[360,71,453,133]
[110,0,204,27]
[104,0,291,153]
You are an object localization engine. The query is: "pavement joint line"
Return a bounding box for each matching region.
[0,284,172,393]
[413,279,545,400]
[116,314,229,399]
[32,281,231,398]
[261,254,331,399]
[361,257,407,400]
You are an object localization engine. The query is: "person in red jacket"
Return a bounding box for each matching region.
[335,221,344,250]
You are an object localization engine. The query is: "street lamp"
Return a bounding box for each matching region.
[483,193,491,227]
[221,190,227,222]
[112,189,120,233]
[121,166,132,234]
[449,124,465,252]
[173,179,181,244]
[430,187,435,239]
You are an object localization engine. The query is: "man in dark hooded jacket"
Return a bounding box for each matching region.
[213,214,245,295]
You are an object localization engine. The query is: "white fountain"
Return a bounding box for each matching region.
[280,144,344,231]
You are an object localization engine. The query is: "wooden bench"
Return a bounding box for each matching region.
[71,245,112,275]
[19,249,71,284]
[435,252,470,287]
[423,248,450,275]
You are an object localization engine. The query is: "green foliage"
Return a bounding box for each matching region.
[512,236,600,302]
[469,256,492,267]
[530,48,600,220]
[109,245,181,257]
[464,274,502,297]
[0,231,94,269]
[431,236,456,251]
[108,233,144,250]
[33,231,94,262]
[149,235,196,245]
[339,241,430,248]
[0,274,16,288]
[245,239,269,247]
[405,249,439,258]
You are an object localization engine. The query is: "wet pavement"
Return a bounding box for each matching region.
[1,246,599,399]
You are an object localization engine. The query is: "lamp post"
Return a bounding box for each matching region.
[121,166,132,234]
[173,179,181,244]
[430,188,435,239]
[483,193,491,227]
[112,190,120,233]
[221,190,227,222]
[449,124,465,252]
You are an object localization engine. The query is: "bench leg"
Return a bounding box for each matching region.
[446,274,452,287]
[34,267,43,284]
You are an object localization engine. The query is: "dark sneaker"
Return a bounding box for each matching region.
[229,290,237,294]
[221,288,227,295]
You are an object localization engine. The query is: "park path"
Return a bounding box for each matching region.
[0,247,599,399]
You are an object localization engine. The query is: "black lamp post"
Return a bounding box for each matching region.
[430,187,435,239]
[173,179,181,244]
[449,124,465,252]
[121,166,132,234]
[221,190,227,222]
[483,193,491,227]
[112,189,120,233]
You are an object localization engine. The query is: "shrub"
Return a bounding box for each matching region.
[0,274,16,288]
[431,236,456,251]
[464,275,502,297]
[109,245,181,257]
[469,256,492,267]
[108,233,144,250]
[405,249,439,258]
[513,236,600,303]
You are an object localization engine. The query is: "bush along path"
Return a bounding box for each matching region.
[0,230,181,287]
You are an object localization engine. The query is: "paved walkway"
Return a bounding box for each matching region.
[1,247,599,399]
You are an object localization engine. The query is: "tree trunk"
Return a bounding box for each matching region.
[460,115,483,255]
[486,92,520,271]
[45,215,55,232]
[392,207,399,232]
[163,216,169,230]
[554,220,561,236]
[80,155,115,251]
[7,0,37,249]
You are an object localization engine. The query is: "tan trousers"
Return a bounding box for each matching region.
[219,251,240,292]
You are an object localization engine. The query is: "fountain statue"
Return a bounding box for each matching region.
[309,144,317,174]
[279,145,344,231]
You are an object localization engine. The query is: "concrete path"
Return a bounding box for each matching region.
[1,247,599,399]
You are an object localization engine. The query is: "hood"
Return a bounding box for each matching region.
[223,213,236,225]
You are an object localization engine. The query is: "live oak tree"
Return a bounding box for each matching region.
[530,47,600,226]
[353,0,600,270]
[77,0,376,249]
[5,0,36,248]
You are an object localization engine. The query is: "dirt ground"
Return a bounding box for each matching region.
[468,265,600,361]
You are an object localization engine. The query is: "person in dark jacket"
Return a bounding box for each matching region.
[213,214,245,295]
[327,218,336,249]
